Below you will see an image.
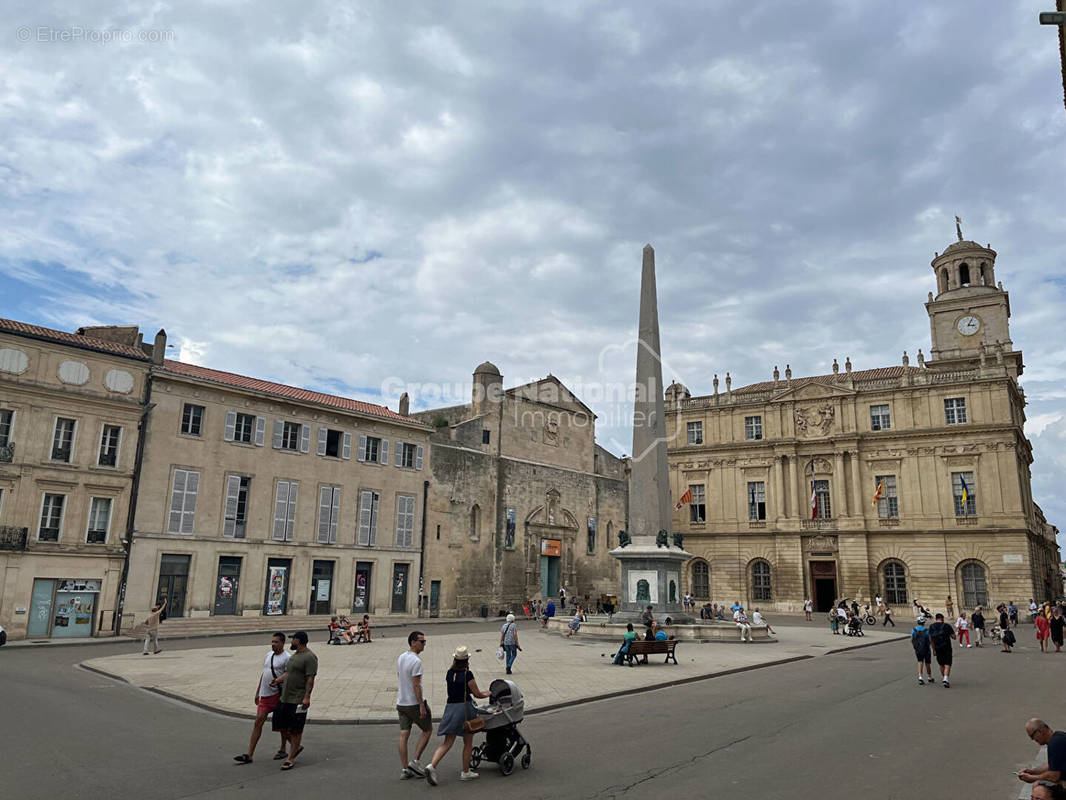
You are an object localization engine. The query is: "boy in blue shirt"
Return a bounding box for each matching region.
[911,617,933,685]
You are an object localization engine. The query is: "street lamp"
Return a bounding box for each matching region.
[1040,2,1066,115]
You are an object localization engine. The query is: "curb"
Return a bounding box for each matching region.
[825,634,910,655]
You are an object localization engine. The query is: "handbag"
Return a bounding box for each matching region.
[496,646,505,661]
[461,669,485,733]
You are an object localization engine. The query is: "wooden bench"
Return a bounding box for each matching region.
[623,638,679,666]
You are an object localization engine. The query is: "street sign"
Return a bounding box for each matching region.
[1039,12,1066,24]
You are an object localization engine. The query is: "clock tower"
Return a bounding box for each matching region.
[924,232,1022,378]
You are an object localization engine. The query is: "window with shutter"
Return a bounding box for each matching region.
[379,439,389,464]
[224,411,237,441]
[357,435,367,462]
[254,416,266,446]
[359,490,379,546]
[272,420,284,449]
[317,427,328,456]
[416,445,424,469]
[273,481,298,541]
[169,469,199,533]
[396,495,415,547]
[318,486,340,544]
[300,424,311,453]
[224,475,241,537]
[342,432,352,460]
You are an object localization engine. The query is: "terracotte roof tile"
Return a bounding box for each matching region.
[0,317,151,360]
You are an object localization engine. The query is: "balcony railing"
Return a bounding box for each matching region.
[0,441,13,462]
[877,518,901,527]
[801,519,835,530]
[0,526,28,550]
[955,516,979,526]
[748,521,767,529]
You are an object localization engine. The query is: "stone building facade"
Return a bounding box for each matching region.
[124,359,432,629]
[0,320,156,639]
[665,236,1061,614]
[414,363,627,616]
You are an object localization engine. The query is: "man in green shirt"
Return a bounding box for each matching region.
[274,631,317,770]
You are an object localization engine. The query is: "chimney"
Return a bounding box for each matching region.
[152,329,167,365]
[398,392,410,417]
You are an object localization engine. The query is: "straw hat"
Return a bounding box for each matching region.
[453,645,470,660]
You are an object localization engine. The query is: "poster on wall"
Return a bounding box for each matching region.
[316,580,331,602]
[353,571,368,612]
[217,576,234,599]
[266,566,287,616]
[541,539,561,557]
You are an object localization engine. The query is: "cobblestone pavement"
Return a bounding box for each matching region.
[82,619,907,721]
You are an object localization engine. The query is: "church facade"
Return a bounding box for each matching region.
[665,235,1061,614]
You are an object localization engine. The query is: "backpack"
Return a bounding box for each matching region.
[929,622,952,649]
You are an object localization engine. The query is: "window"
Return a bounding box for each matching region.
[482,429,491,445]
[398,442,422,469]
[883,562,907,605]
[691,561,710,599]
[272,420,306,452]
[944,398,967,425]
[961,562,988,608]
[272,481,298,541]
[748,482,766,520]
[751,560,772,601]
[587,517,596,554]
[813,479,831,519]
[687,421,703,444]
[52,417,76,462]
[505,508,516,549]
[318,486,341,544]
[39,493,65,541]
[0,408,13,446]
[358,435,388,464]
[959,262,971,286]
[745,416,763,440]
[168,469,199,534]
[224,476,250,538]
[224,411,264,445]
[952,471,977,516]
[98,424,121,467]
[86,497,112,544]
[870,404,891,431]
[318,428,352,459]
[395,494,415,548]
[180,404,204,436]
[234,413,255,443]
[358,490,380,546]
[690,484,706,523]
[875,475,898,518]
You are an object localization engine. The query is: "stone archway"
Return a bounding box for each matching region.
[523,500,579,600]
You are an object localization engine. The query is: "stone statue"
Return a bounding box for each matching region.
[617,529,630,548]
[955,215,964,242]
[672,532,684,549]
[656,529,669,548]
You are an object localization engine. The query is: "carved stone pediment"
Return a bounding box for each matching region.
[772,381,854,402]
[794,404,836,438]
[803,457,833,477]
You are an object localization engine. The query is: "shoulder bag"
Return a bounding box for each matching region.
[462,669,484,733]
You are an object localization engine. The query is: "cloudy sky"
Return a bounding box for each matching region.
[2,2,1065,542]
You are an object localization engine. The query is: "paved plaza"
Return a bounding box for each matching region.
[83,618,907,721]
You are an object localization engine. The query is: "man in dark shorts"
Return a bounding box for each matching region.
[1018,718,1066,788]
[397,630,431,779]
[234,632,291,764]
[274,630,317,770]
[1050,607,1065,653]
[910,617,933,685]
[928,613,956,687]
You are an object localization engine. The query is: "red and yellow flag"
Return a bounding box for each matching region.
[872,480,885,507]
[675,488,693,510]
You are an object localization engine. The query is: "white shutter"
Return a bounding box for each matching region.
[272,420,284,449]
[254,416,266,446]
[273,482,288,540]
[181,471,199,534]
[357,434,367,462]
[342,432,352,460]
[416,445,424,470]
[318,487,332,543]
[380,439,389,465]
[317,427,328,456]
[370,491,379,545]
[330,488,340,544]
[285,482,298,541]
[396,495,405,546]
[358,490,372,546]
[300,424,311,453]
[395,442,403,466]
[169,471,186,532]
[223,475,241,536]
[224,411,237,441]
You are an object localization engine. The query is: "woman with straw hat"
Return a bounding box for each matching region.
[424,645,491,786]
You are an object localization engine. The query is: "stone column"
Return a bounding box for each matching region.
[849,452,863,523]
[793,457,804,519]
[833,452,846,517]
[774,455,786,520]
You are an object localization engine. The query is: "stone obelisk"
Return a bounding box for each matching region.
[610,244,693,622]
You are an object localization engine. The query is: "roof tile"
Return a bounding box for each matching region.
[0,317,150,360]
[728,365,926,395]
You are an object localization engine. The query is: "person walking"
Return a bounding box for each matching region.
[1030,598,1040,622]
[1009,601,1019,626]
[1036,611,1051,653]
[955,611,971,647]
[803,598,813,621]
[141,596,167,655]
[971,606,985,647]
[234,632,291,764]
[273,631,317,770]
[1049,606,1064,653]
[424,645,491,786]
[559,586,566,610]
[499,613,521,674]
[928,613,956,687]
[397,630,431,780]
[910,616,933,685]
[945,595,954,618]
[883,604,896,627]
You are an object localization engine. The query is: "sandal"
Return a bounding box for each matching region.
[273,750,288,760]
[281,761,295,770]
[233,754,253,764]
[291,746,304,760]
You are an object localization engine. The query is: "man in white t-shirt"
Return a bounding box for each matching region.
[234,632,291,764]
[397,630,431,780]
[734,607,753,642]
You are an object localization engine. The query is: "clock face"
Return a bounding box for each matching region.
[956,315,980,336]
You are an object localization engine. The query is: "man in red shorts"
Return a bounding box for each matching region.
[234,632,291,764]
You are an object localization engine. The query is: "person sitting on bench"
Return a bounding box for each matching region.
[613,623,638,665]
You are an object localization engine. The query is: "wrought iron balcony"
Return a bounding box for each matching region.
[801,519,835,530]
[0,526,28,550]
[0,441,13,462]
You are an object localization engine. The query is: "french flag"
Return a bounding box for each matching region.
[809,457,818,519]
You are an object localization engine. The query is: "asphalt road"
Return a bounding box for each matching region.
[2,619,1061,799]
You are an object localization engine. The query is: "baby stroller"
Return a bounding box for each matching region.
[845,615,865,637]
[469,679,532,776]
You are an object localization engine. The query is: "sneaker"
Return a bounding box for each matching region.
[967,644,972,648]
[460,770,480,781]
[425,765,438,786]
[943,680,950,688]
[401,769,414,780]
[917,677,924,685]
[408,759,425,777]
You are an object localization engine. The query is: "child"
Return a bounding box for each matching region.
[360,614,372,642]
[911,617,933,685]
